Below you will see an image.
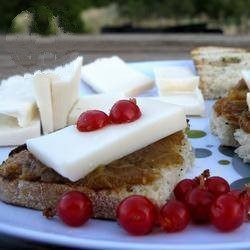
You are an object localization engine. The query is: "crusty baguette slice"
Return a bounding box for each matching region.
[0,135,194,220]
[191,46,250,99]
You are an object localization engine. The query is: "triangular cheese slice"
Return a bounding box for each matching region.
[0,74,36,127]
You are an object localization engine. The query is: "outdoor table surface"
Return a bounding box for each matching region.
[0,33,250,249]
[1,33,250,79]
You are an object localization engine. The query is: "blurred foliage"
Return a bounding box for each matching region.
[0,0,109,34]
[1,0,250,34]
[117,0,250,23]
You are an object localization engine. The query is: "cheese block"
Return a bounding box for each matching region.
[50,57,83,130]
[81,56,153,96]
[0,114,40,146]
[0,74,36,127]
[27,99,186,182]
[150,88,205,116]
[242,70,250,90]
[33,72,54,134]
[154,66,199,93]
[153,66,205,116]
[68,94,125,125]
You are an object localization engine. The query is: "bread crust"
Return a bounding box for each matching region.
[0,177,121,220]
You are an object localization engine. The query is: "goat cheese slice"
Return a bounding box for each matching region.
[0,114,41,146]
[27,99,186,182]
[154,66,199,93]
[33,72,54,134]
[154,66,204,116]
[34,57,83,132]
[0,74,36,127]
[81,56,153,96]
[151,88,205,116]
[68,93,125,125]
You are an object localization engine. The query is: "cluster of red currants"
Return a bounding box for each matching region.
[76,99,141,132]
[173,170,249,232]
[53,170,249,235]
[116,170,250,234]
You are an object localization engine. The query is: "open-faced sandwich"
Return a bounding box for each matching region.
[0,98,194,219]
[0,55,196,220]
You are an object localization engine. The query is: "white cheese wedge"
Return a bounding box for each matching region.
[150,88,205,116]
[68,93,125,125]
[154,66,199,92]
[0,74,36,127]
[81,56,153,96]
[0,114,41,146]
[34,57,83,132]
[247,93,250,110]
[50,57,83,130]
[33,72,54,134]
[242,70,250,90]
[27,99,186,182]
[153,66,204,116]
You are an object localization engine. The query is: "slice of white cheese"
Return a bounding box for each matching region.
[68,93,125,125]
[81,56,154,96]
[153,66,204,116]
[242,70,250,90]
[0,74,36,127]
[27,99,186,182]
[42,57,83,131]
[0,114,41,146]
[150,88,205,116]
[154,66,199,93]
[33,72,54,134]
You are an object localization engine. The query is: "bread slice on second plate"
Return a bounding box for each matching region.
[191,46,250,99]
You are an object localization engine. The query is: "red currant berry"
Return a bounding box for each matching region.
[76,110,110,132]
[228,189,241,197]
[116,195,157,235]
[110,100,141,124]
[57,191,92,227]
[159,201,190,232]
[205,176,230,198]
[186,187,214,224]
[210,193,244,231]
[228,189,250,221]
[174,179,198,203]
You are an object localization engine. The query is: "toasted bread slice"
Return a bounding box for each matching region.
[191,46,250,99]
[0,131,193,219]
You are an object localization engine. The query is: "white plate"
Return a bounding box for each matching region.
[0,60,249,250]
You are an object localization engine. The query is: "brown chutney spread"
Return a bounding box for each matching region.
[0,131,185,191]
[214,79,249,131]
